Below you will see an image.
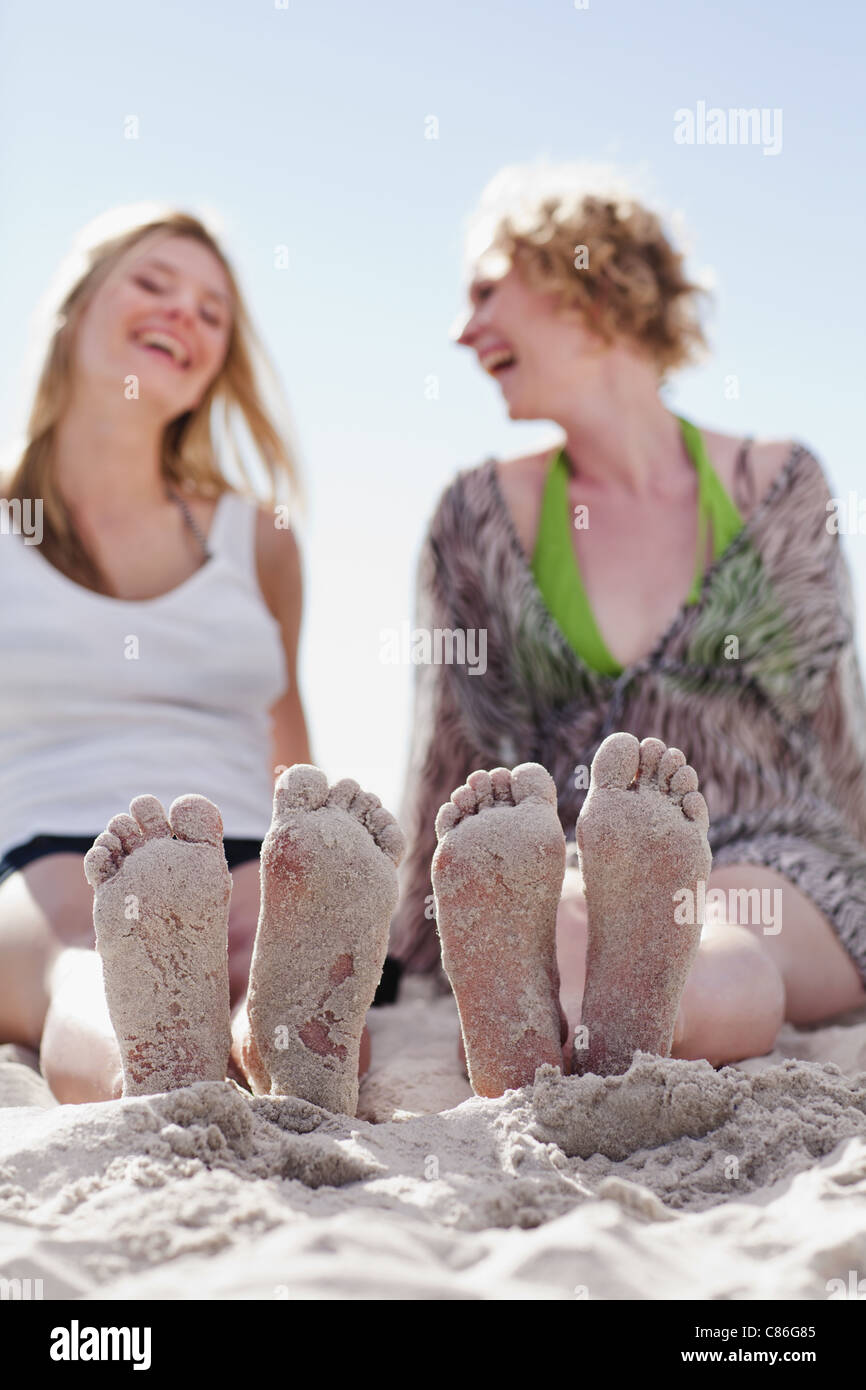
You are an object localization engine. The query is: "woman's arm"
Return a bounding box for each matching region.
[769,444,866,846]
[806,499,866,845]
[255,509,313,771]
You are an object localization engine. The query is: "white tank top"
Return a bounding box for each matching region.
[0,492,288,856]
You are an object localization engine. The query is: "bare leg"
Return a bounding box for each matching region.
[0,854,94,1048]
[0,854,122,1103]
[672,863,865,1064]
[41,948,124,1101]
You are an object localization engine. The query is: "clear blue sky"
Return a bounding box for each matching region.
[1,0,863,811]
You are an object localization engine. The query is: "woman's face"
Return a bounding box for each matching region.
[456,262,605,420]
[72,233,234,418]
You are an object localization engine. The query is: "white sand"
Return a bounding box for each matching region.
[1,977,865,1301]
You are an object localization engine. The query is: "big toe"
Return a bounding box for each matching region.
[274,764,330,816]
[169,794,224,846]
[591,732,640,789]
[511,762,557,806]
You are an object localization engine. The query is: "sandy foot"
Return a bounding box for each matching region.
[432,764,567,1098]
[574,732,711,1077]
[235,766,404,1116]
[84,794,232,1097]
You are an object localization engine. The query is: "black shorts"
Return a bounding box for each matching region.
[0,833,263,887]
[0,833,405,1006]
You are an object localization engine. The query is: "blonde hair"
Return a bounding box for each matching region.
[466,163,709,376]
[6,205,300,591]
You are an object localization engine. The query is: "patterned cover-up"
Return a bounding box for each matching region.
[389,443,866,982]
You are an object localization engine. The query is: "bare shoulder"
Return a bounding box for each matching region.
[494,447,558,557]
[701,428,798,515]
[254,502,303,622]
[255,502,301,564]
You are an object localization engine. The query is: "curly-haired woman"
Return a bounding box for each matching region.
[389,165,866,1098]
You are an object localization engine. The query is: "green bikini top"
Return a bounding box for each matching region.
[530,415,744,676]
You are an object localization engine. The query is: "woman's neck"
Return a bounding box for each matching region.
[555,370,688,500]
[53,392,168,511]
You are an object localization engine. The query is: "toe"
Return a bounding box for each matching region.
[349,789,381,823]
[511,762,557,805]
[467,769,494,809]
[373,815,405,866]
[92,830,123,862]
[367,806,394,836]
[367,804,404,863]
[669,764,699,801]
[129,795,171,839]
[489,767,513,803]
[637,737,666,785]
[83,844,118,888]
[107,813,144,855]
[657,747,687,793]
[169,794,224,846]
[591,732,640,789]
[326,778,360,810]
[682,790,710,828]
[274,764,329,815]
[435,801,462,840]
[451,784,478,815]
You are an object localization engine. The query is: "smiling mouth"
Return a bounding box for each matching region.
[132,330,191,370]
[479,348,517,377]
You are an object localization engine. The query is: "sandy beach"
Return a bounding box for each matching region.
[2,973,865,1302]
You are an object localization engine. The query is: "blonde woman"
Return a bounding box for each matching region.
[390,166,866,1098]
[0,209,403,1113]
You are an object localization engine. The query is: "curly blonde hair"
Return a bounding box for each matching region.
[466,163,709,376]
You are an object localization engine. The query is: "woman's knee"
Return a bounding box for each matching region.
[0,859,95,1045]
[676,924,785,1065]
[41,1029,123,1103]
[40,947,122,1102]
[0,913,55,1047]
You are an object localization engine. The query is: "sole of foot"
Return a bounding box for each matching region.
[432,763,566,1098]
[84,794,232,1097]
[234,766,404,1116]
[574,732,712,1077]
